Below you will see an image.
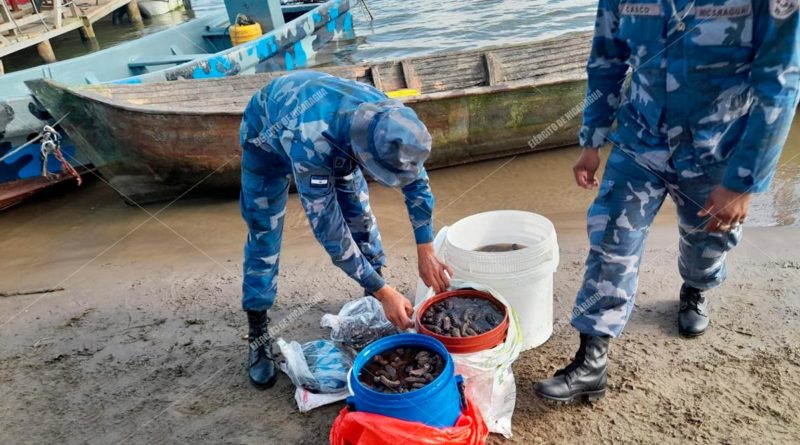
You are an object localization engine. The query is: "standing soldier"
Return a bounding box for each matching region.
[535,0,800,403]
[239,71,452,389]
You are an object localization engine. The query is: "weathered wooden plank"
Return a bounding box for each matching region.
[484,52,503,86]
[401,61,421,91]
[369,66,383,91]
[98,37,591,109]
[100,41,590,109]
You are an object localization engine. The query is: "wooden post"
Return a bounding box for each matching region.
[36,39,57,63]
[126,0,144,28]
[54,0,63,28]
[0,0,12,25]
[80,16,100,50]
[0,59,5,76]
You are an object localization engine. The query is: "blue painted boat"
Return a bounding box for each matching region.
[0,0,353,209]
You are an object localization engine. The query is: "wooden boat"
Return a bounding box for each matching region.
[27,31,593,204]
[0,0,351,209]
[0,173,75,210]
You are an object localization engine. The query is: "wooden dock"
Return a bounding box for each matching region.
[0,0,143,73]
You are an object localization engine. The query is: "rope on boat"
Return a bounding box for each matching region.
[0,112,70,164]
[357,0,373,21]
[40,124,82,186]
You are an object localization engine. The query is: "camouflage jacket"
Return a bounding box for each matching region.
[241,71,435,292]
[580,0,800,192]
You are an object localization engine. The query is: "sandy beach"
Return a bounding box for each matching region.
[1,145,799,444]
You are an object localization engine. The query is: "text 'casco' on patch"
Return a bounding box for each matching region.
[620,3,662,16]
[696,4,752,19]
[771,0,799,19]
[310,175,329,188]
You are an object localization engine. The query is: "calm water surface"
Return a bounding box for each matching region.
[4,0,798,228]
[5,0,595,71]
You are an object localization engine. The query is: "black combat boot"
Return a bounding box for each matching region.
[678,284,709,337]
[246,310,277,390]
[533,333,609,404]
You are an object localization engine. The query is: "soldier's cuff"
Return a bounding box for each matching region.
[413,224,434,245]
[361,270,386,295]
[579,125,611,149]
[722,166,770,194]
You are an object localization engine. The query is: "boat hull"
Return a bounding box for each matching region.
[2,0,352,208]
[29,78,587,203]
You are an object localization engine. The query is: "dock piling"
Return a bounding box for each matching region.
[80,16,101,50]
[126,0,144,28]
[0,0,147,63]
[0,59,4,75]
[36,40,57,63]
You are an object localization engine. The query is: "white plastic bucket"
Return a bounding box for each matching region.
[436,211,559,351]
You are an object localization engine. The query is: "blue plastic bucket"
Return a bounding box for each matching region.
[347,333,464,428]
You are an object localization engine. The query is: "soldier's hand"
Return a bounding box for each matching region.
[374,285,414,329]
[698,186,751,233]
[417,243,454,293]
[573,148,601,189]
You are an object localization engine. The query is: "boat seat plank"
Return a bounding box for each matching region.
[401,61,421,91]
[483,52,503,86]
[370,66,384,91]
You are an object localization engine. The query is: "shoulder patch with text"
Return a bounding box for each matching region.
[771,0,799,19]
[620,3,662,16]
[696,4,752,19]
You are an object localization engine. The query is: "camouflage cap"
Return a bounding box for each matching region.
[350,100,432,187]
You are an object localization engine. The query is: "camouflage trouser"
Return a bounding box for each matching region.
[240,146,385,312]
[571,146,742,338]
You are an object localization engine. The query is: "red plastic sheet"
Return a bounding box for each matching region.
[329,397,489,445]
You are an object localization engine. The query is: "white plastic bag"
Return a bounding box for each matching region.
[320,296,399,350]
[415,279,523,438]
[277,338,351,394]
[292,387,349,413]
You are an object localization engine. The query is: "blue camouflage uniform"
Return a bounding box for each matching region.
[239,71,435,311]
[573,0,800,337]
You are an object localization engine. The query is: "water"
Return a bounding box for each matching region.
[331,0,595,62]
[4,0,595,72]
[748,122,800,228]
[3,0,798,227]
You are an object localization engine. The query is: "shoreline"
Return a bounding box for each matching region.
[1,146,799,444]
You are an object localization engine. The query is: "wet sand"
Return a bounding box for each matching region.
[1,140,799,444]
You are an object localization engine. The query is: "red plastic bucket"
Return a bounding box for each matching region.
[415,289,509,354]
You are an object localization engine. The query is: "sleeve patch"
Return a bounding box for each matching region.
[771,0,799,19]
[695,4,752,19]
[310,175,330,188]
[620,3,662,16]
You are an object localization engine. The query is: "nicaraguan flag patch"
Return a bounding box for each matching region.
[310,175,329,188]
